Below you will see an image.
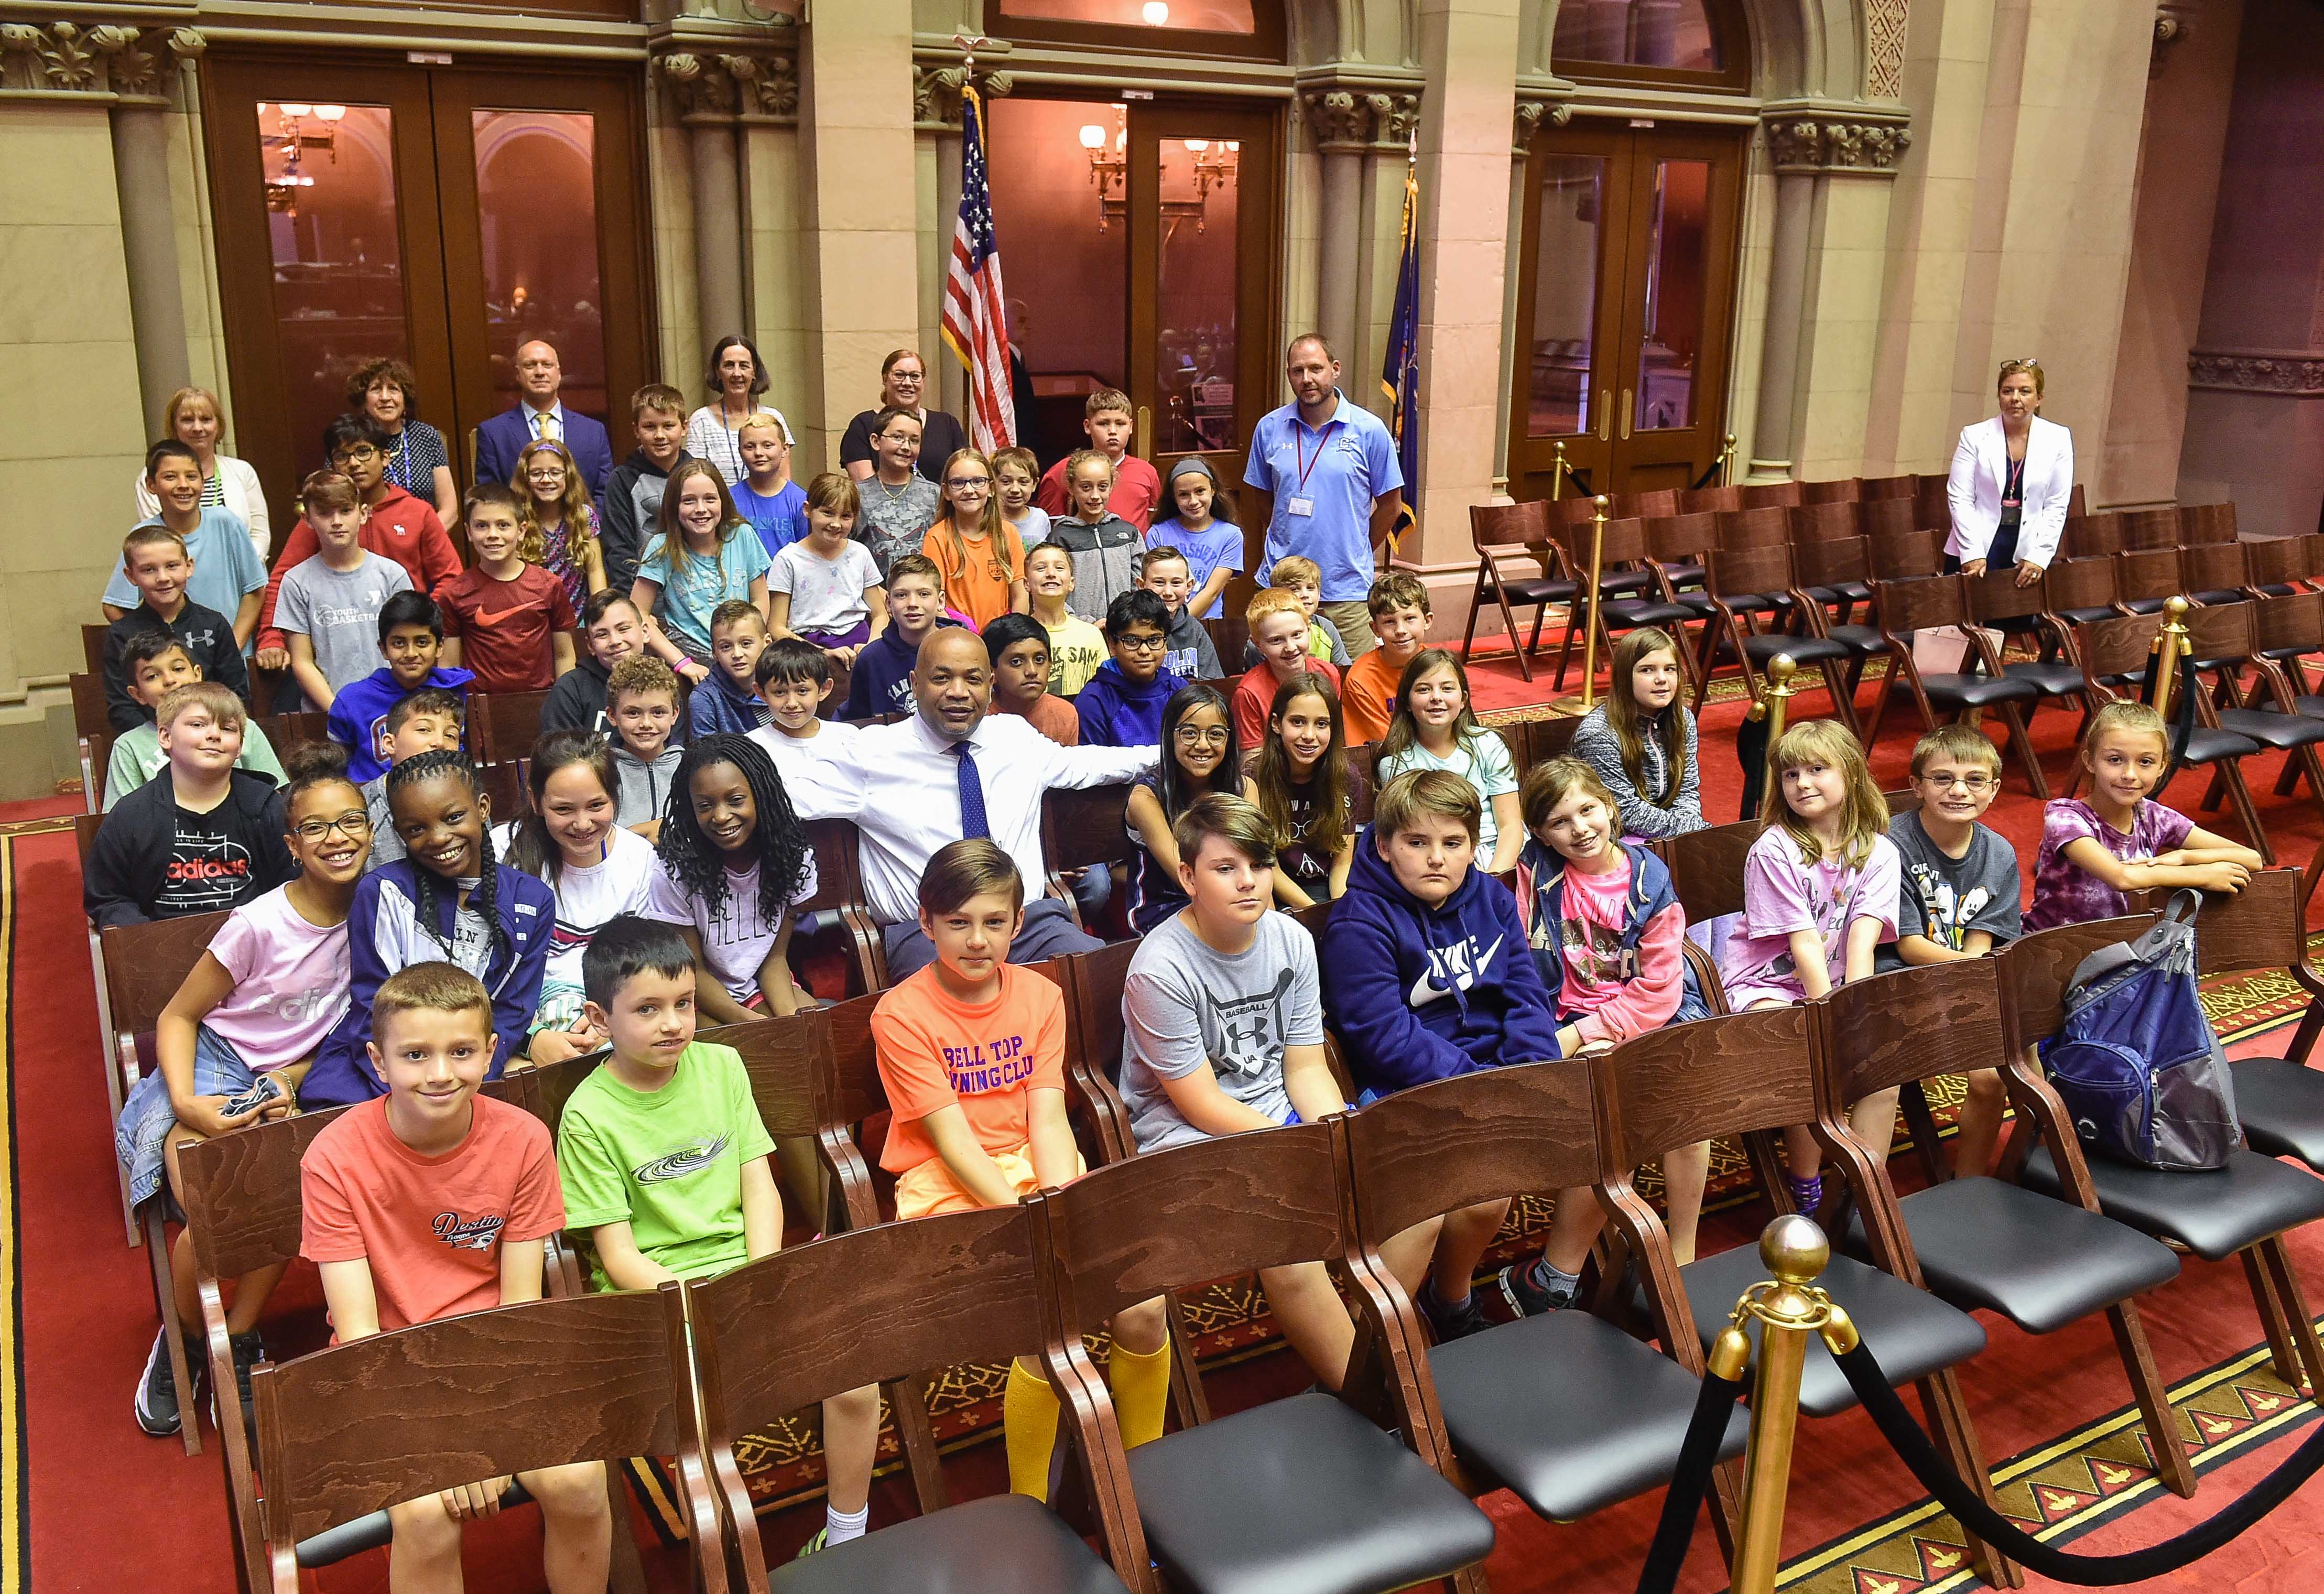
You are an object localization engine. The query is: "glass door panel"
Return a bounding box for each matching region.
[1632,158,1709,434]
[1526,155,1608,440]
[1152,135,1242,456]
[470,110,607,420]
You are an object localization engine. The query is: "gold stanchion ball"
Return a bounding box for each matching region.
[1759,1213,1830,1285]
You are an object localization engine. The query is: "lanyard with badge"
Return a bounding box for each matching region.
[1289,420,1339,518]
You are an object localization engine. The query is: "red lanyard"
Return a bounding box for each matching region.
[1294,420,1339,493]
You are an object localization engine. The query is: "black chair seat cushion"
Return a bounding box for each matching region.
[1600,598,1700,630]
[2293,696,2324,718]
[1650,1246,1986,1419]
[1826,623,1889,658]
[2231,1058,2324,1169]
[2180,724,2264,763]
[2003,659,2089,697]
[1659,560,1707,588]
[2193,588,2250,606]
[1428,1307,1748,1521]
[1806,581,1875,605]
[1498,576,1576,606]
[2218,708,2324,751]
[2257,584,2299,599]
[1741,632,1849,667]
[1844,1177,2178,1335]
[2053,605,2120,626]
[1126,1391,1495,1594]
[2021,1144,2324,1262]
[2122,597,2170,616]
[2260,643,2318,662]
[1585,568,1656,596]
[770,1492,1130,1593]
[1913,671,2039,709]
[1671,592,1719,618]
[1724,592,1796,614]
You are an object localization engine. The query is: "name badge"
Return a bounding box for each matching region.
[1287,495,1315,517]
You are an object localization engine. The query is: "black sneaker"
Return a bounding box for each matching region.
[1414,1277,1489,1343]
[134,1326,198,1438]
[1497,1260,1579,1318]
[229,1330,266,1414]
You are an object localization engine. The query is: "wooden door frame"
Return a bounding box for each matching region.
[1505,120,1633,506]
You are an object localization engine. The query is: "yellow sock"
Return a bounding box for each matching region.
[1109,1339,1171,1450]
[1004,1360,1061,1501]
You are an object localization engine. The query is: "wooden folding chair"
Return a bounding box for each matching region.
[799,817,886,995]
[2181,540,2253,607]
[1999,915,2324,1403]
[2114,547,2181,615]
[1642,510,1720,615]
[2242,532,2324,603]
[1695,541,1861,735]
[1865,575,2049,797]
[250,1286,688,1592]
[1339,1062,1747,1553]
[1860,474,1915,501]
[1817,961,2193,1497]
[1457,500,1573,683]
[1040,784,1137,937]
[1550,516,1703,694]
[2180,502,2239,544]
[2118,507,2182,552]
[1789,534,1891,695]
[1034,1122,1497,1594]
[1589,1009,2020,1589]
[1799,477,1863,505]
[465,688,552,764]
[2184,601,2324,828]
[684,1203,1140,1591]
[1790,500,1872,616]
[1959,565,2098,739]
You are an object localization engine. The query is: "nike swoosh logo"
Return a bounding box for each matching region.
[1406,934,1504,1008]
[634,1134,729,1184]
[474,606,528,627]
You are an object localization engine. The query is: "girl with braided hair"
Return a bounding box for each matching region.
[642,733,820,1024]
[300,749,556,1108]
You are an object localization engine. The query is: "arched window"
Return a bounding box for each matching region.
[1552,0,1749,92]
[992,0,1286,64]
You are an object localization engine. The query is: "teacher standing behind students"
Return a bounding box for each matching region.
[1945,358,2072,588]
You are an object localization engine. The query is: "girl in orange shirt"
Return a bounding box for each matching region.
[919,448,1027,628]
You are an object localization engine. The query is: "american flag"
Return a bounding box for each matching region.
[941,84,1016,452]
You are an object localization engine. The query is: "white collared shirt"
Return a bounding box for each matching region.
[821,710,1156,924]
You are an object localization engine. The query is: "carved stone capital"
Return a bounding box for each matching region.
[913,62,1012,132]
[1511,96,1572,154]
[653,51,736,124]
[724,51,797,123]
[1763,114,1913,175]
[1301,87,1369,151]
[0,20,201,103]
[2188,347,2324,397]
[653,44,800,126]
[1364,91,1420,151]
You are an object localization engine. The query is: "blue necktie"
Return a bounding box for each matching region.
[952,742,990,840]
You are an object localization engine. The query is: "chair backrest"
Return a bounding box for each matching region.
[2243,533,2324,589]
[467,690,551,765]
[2061,513,2122,560]
[816,990,889,1131]
[2179,502,2238,544]
[1593,1003,1818,1166]
[2070,610,2167,680]
[178,1105,353,1281]
[1961,564,2049,624]
[1530,713,1579,765]
[254,1288,683,1547]
[2131,870,2308,977]
[82,623,108,679]
[715,1015,827,1140]
[1558,514,1651,572]
[1041,784,1136,874]
[1740,481,1803,510]
[2118,507,2182,552]
[1040,1121,1346,1330]
[69,672,107,739]
[1789,534,1870,592]
[1469,498,1552,551]
[1714,505,1791,548]
[1854,497,1920,540]
[1860,474,1915,500]
[101,910,232,1036]
[477,759,526,821]
[1865,527,1943,580]
[2179,540,2250,596]
[1996,914,2160,1049]
[254,711,330,752]
[1627,487,1680,520]
[1788,501,1859,542]
[1820,959,2009,1107]
[1340,1062,1599,1242]
[2252,591,2324,655]
[1704,542,1793,603]
[797,818,866,915]
[2114,547,2182,605]
[2041,554,2117,615]
[1065,936,1137,1087]
[690,1202,1044,1437]
[73,810,103,865]
[1645,511,1720,563]
[1344,742,1378,822]
[1799,478,1862,506]
[1871,573,1971,635]
[1679,484,1743,515]
[1651,818,1758,923]
[2178,598,2255,663]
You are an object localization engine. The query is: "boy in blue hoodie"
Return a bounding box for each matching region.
[327,591,474,783]
[1073,588,1186,749]
[1324,767,1563,1342]
[689,599,772,736]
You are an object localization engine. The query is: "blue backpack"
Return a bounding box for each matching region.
[2037,890,2240,1171]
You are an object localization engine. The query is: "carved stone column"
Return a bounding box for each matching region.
[655,50,750,348]
[1302,89,1372,377]
[108,27,206,433]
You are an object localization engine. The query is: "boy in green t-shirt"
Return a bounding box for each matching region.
[555,916,880,1559]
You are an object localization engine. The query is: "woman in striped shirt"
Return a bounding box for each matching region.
[348,357,459,528]
[129,386,269,561]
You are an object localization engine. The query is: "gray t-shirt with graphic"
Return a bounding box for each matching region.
[1118,910,1326,1154]
[275,552,413,707]
[1875,809,2022,973]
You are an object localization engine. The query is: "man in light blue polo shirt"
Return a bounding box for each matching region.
[1243,333,1405,655]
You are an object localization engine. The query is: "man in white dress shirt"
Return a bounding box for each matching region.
[823,628,1156,977]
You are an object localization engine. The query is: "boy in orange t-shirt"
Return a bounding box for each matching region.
[869,840,1169,1501]
[1339,570,1432,746]
[300,963,610,1588]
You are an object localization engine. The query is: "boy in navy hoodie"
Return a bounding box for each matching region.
[689,599,772,736]
[327,591,474,783]
[843,553,953,720]
[1073,589,1186,749]
[1324,767,1562,1342]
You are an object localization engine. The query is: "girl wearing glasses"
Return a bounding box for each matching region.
[116,741,370,1439]
[1124,683,1243,935]
[919,448,1027,627]
[1946,358,2073,588]
[515,437,606,613]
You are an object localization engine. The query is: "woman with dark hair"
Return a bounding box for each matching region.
[838,348,969,485]
[346,357,459,527]
[131,385,272,560]
[686,334,793,488]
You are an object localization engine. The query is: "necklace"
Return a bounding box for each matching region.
[875,474,912,503]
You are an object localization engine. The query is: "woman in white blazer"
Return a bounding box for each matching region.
[1946,359,2071,588]
[131,385,270,561]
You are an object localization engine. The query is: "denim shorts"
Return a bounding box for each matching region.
[115,1025,274,1213]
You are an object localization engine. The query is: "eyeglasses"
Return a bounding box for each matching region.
[945,478,992,491]
[1116,633,1169,654]
[292,811,374,842]
[1918,771,1996,794]
[332,445,380,464]
[2001,357,2039,372]
[1174,724,1231,745]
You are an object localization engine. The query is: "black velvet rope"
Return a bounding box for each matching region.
[1837,1337,2324,1584]
[296,1480,534,1568]
[1633,1360,1747,1594]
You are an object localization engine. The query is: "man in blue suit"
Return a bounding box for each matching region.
[472,340,615,501]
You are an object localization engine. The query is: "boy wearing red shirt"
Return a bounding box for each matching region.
[433,483,579,692]
[1030,388,1163,531]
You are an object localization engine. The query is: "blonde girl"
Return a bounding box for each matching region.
[1244,671,1354,907]
[2025,700,2260,930]
[919,447,1026,628]
[1718,720,1901,1215]
[1375,648,1521,873]
[1570,626,1703,840]
[515,437,605,612]
[631,458,774,685]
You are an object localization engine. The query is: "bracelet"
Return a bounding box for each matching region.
[676,655,696,672]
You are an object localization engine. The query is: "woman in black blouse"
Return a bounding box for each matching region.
[347,357,459,526]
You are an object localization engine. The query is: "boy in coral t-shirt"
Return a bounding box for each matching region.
[299,963,610,1588]
[869,840,1169,1502]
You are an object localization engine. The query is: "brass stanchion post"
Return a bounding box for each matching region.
[1549,495,1611,717]
[1721,432,1739,487]
[1552,439,1568,502]
[1725,1215,1860,1594]
[1751,654,1799,819]
[2151,595,2191,725]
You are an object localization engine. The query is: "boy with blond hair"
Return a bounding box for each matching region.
[607,655,684,834]
[1232,587,1340,747]
[1031,387,1163,530]
[1244,554,1350,670]
[1340,570,1431,745]
[1025,539,1106,697]
[103,632,286,808]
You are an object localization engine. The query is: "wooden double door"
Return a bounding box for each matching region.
[1506,121,1745,503]
[204,55,655,540]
